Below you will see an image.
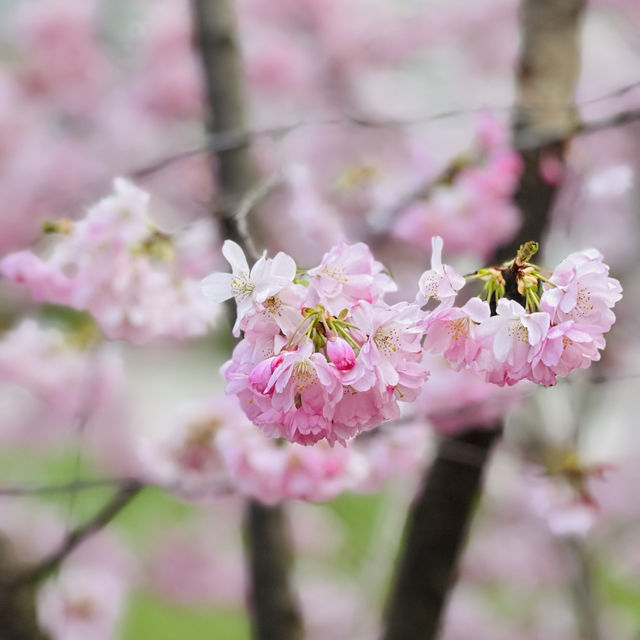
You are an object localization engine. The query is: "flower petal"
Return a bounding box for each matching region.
[222,240,249,275]
[201,272,234,303]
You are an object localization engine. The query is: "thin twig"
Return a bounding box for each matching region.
[368,104,640,238]
[11,480,143,588]
[0,477,138,498]
[233,173,282,262]
[127,100,640,184]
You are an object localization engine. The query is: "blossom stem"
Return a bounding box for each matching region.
[327,319,360,352]
[536,274,557,287]
[283,313,316,350]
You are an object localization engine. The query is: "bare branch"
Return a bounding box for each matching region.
[11,481,142,588]
[232,173,282,262]
[126,93,640,185]
[0,477,138,498]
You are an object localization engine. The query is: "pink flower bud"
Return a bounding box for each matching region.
[326,338,356,371]
[249,355,283,395]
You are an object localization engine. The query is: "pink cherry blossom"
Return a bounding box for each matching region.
[528,321,602,386]
[265,341,344,445]
[216,416,355,504]
[345,301,427,397]
[306,241,396,316]
[37,567,127,640]
[137,398,237,502]
[1,179,218,343]
[423,297,490,368]
[36,530,131,640]
[220,242,429,446]
[541,248,622,333]
[475,299,550,386]
[0,251,74,305]
[528,474,599,538]
[394,118,522,259]
[0,319,123,446]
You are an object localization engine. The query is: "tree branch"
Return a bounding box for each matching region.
[0,477,139,498]
[0,583,46,640]
[11,480,142,588]
[191,0,258,256]
[127,101,640,185]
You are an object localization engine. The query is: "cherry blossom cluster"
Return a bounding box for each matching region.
[202,240,428,446]
[420,237,622,386]
[1,179,220,343]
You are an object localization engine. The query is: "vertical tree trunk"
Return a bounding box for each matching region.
[499,0,586,261]
[382,427,501,640]
[382,2,586,638]
[190,3,303,639]
[0,581,46,640]
[245,503,304,640]
[191,0,256,248]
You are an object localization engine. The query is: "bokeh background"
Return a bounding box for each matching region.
[0,0,639,638]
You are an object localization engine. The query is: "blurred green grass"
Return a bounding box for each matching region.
[0,448,386,639]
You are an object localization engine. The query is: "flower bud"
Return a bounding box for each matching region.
[326,337,356,371]
[249,355,283,395]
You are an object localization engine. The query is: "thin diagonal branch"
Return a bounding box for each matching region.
[0,477,138,497]
[11,480,142,588]
[127,101,640,185]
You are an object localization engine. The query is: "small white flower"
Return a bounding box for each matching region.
[201,240,296,335]
[416,236,465,306]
